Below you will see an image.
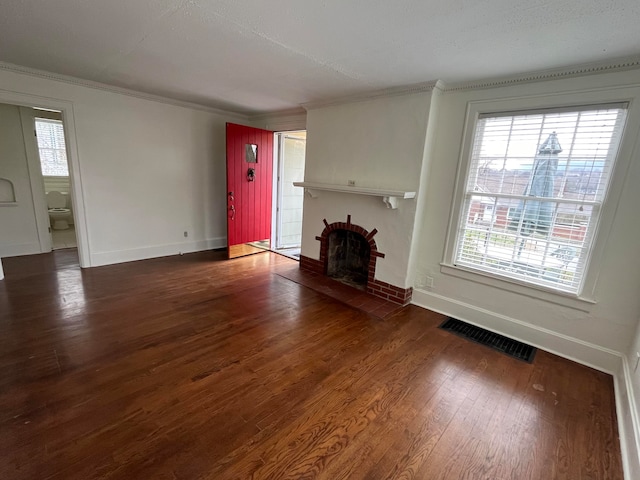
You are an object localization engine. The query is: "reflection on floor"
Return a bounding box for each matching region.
[52,225,77,250]
[274,247,301,260]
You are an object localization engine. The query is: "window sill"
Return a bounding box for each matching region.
[439,263,596,312]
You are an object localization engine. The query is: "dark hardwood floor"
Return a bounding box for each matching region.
[0,249,623,479]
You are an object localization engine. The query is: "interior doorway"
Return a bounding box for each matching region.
[0,94,88,276]
[272,130,306,260]
[33,110,78,251]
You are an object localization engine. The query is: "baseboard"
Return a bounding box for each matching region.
[0,242,42,258]
[411,288,622,374]
[412,288,639,478]
[90,237,226,267]
[617,356,640,480]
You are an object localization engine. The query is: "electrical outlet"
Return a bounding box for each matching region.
[425,276,434,288]
[348,180,355,186]
[183,231,188,238]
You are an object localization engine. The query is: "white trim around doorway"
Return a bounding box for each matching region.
[0,89,91,268]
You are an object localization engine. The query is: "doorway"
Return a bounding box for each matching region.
[33,110,78,250]
[0,93,88,272]
[272,130,306,260]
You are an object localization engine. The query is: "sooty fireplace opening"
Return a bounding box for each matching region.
[326,229,371,289]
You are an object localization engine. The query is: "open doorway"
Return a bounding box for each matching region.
[272,130,306,260]
[0,91,88,271]
[33,110,78,250]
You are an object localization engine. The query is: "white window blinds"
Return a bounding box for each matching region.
[35,119,69,177]
[454,103,628,294]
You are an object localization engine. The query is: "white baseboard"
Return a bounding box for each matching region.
[411,288,622,373]
[0,242,42,258]
[617,356,640,480]
[90,237,226,267]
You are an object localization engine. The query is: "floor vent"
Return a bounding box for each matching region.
[439,318,536,363]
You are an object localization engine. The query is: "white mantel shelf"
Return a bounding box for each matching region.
[293,182,416,209]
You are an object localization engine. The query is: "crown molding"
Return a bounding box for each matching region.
[441,55,640,93]
[248,106,306,122]
[248,106,307,132]
[0,61,249,119]
[302,80,444,110]
[4,55,639,121]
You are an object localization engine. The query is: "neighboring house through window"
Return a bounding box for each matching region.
[449,103,627,295]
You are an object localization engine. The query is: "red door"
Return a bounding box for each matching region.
[226,123,274,258]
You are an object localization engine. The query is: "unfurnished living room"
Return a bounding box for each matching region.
[1,1,640,479]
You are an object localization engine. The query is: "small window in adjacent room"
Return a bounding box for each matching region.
[451,103,627,295]
[35,118,69,176]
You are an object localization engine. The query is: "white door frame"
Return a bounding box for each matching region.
[271,130,306,250]
[19,107,52,254]
[272,132,284,249]
[0,90,91,268]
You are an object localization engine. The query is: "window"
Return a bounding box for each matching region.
[452,104,627,294]
[35,119,68,176]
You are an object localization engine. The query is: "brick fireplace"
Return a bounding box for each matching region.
[299,215,413,305]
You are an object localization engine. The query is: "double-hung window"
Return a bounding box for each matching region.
[452,103,627,295]
[35,118,68,177]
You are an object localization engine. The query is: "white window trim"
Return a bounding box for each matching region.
[442,87,640,308]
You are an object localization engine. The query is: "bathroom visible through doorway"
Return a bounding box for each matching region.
[34,111,78,250]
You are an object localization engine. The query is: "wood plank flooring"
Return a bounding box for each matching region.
[0,249,623,479]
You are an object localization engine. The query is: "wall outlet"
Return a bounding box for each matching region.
[348,180,356,186]
[416,274,433,289]
[183,231,188,238]
[425,276,434,288]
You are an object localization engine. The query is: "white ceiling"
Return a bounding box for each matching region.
[1,0,639,115]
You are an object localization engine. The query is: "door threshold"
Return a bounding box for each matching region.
[273,247,301,261]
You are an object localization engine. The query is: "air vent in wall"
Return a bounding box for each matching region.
[439,318,536,363]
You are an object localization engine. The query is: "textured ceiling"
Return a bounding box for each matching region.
[1,0,639,115]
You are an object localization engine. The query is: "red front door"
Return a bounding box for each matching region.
[226,123,274,258]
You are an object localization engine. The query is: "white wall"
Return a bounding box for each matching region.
[413,69,640,364]
[0,103,40,257]
[43,176,70,194]
[301,92,434,288]
[0,68,244,266]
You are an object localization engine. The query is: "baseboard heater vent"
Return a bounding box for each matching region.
[439,318,536,363]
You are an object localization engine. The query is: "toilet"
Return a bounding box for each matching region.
[47,191,72,230]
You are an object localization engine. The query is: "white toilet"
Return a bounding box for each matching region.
[47,191,72,230]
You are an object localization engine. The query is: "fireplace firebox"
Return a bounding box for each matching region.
[299,215,413,305]
[326,230,370,289]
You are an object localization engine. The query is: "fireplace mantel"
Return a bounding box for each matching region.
[293,182,416,209]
